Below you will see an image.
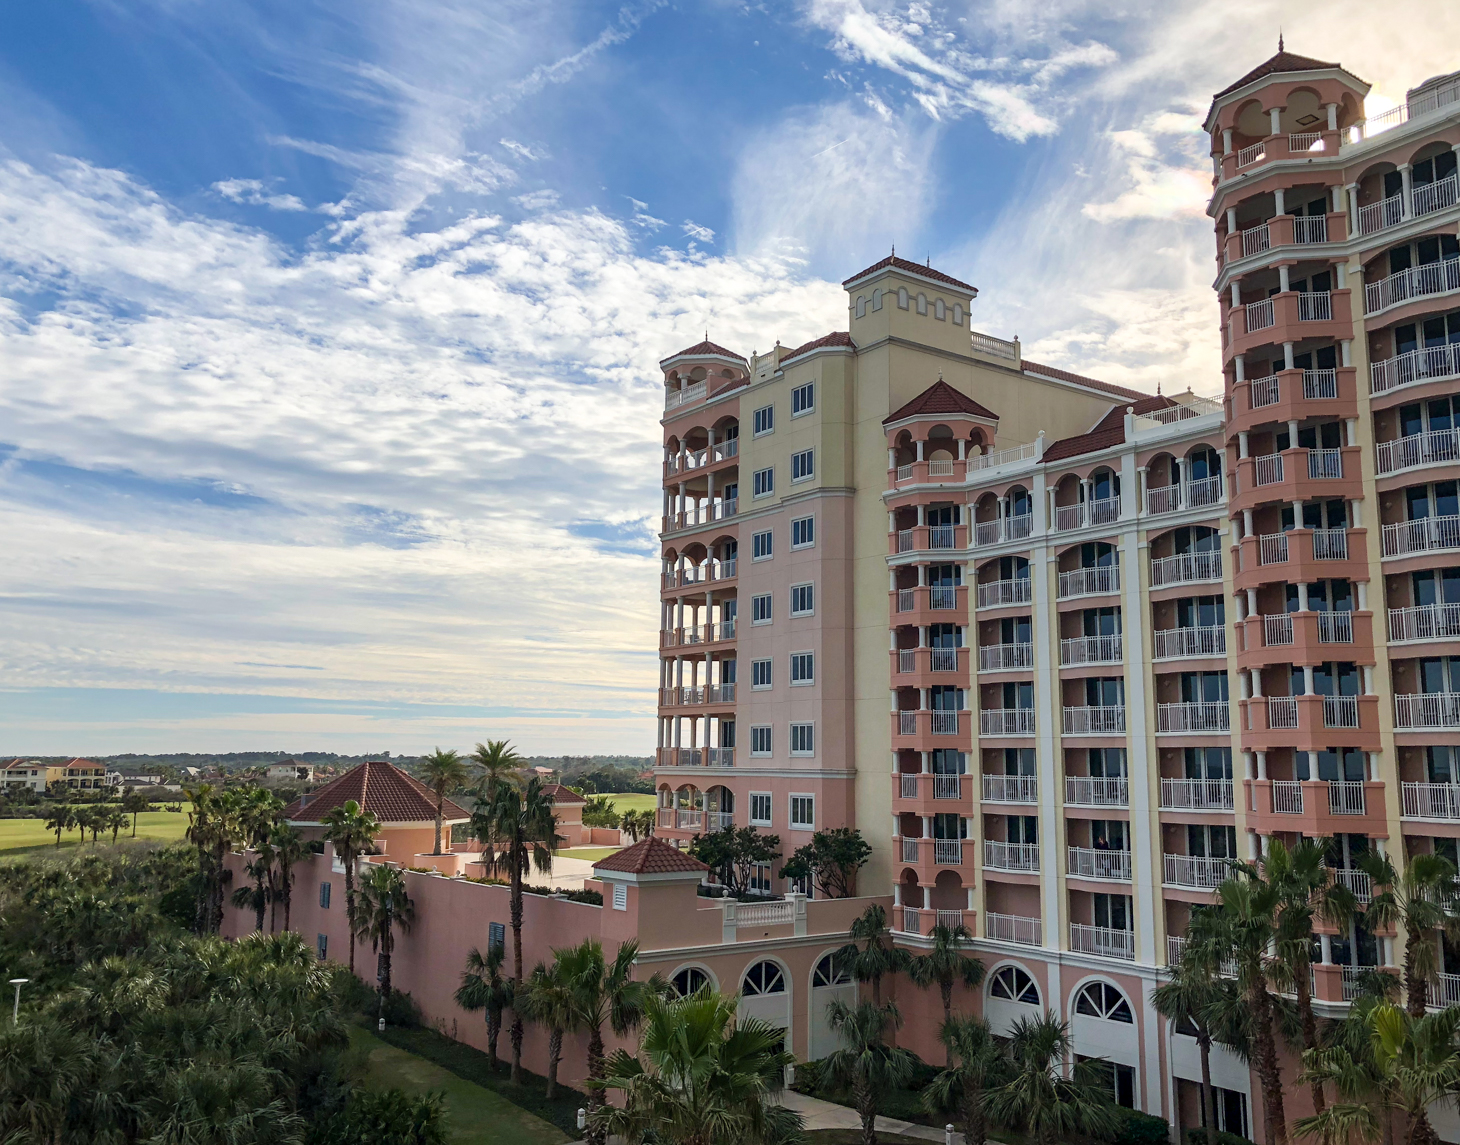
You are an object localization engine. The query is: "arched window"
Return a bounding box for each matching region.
[872,288,883,311]
[898,287,909,310]
[934,298,946,320]
[672,966,711,996]
[856,295,867,318]
[812,951,852,987]
[952,304,963,326]
[990,965,1040,1005]
[1074,981,1133,1022]
[742,960,787,996]
[916,293,928,315]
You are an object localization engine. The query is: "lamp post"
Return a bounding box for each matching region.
[9,978,28,1023]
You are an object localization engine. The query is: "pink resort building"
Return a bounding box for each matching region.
[222,49,1460,1144]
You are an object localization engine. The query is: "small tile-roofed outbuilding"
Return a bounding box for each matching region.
[283,759,470,825]
[592,836,709,875]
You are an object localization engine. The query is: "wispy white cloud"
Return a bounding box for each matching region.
[681,220,715,243]
[211,178,311,212]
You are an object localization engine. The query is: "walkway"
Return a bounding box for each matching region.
[781,1090,971,1145]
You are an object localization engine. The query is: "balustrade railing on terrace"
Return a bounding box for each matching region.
[1068,847,1132,880]
[1153,624,1225,658]
[932,774,962,799]
[1267,696,1299,728]
[899,772,919,798]
[1403,782,1460,819]
[976,578,1031,608]
[896,588,915,612]
[933,839,964,865]
[1064,775,1128,806]
[665,380,706,409]
[1160,778,1234,810]
[973,514,1034,546]
[1158,700,1231,733]
[1054,497,1120,531]
[1414,173,1460,216]
[1313,527,1349,560]
[1330,866,1372,903]
[930,711,961,735]
[1365,258,1460,315]
[1376,426,1460,475]
[1429,972,1460,1009]
[1309,448,1343,478]
[1300,368,1337,400]
[1328,780,1367,814]
[967,440,1040,471]
[900,837,920,863]
[1253,452,1284,485]
[929,585,957,609]
[1150,549,1221,586]
[1272,780,1304,813]
[1390,603,1460,643]
[1241,223,1270,257]
[1059,634,1122,666]
[985,912,1041,946]
[982,774,1036,802]
[971,331,1019,360]
[1297,291,1333,321]
[1264,613,1294,645]
[1245,297,1275,331]
[1395,692,1460,729]
[1322,694,1357,729]
[1071,922,1134,960]
[1359,192,1405,235]
[1145,475,1223,516]
[1371,343,1460,395]
[1250,373,1280,407]
[1236,141,1266,167]
[1317,611,1354,643]
[1383,514,1460,557]
[1146,483,1179,515]
[980,642,1033,671]
[983,840,1040,871]
[897,649,915,673]
[898,710,918,735]
[1144,396,1224,424]
[1164,853,1230,889]
[981,708,1035,736]
[1058,565,1119,598]
[1063,705,1126,734]
[930,647,958,671]
[1293,213,1328,243]
[1260,532,1290,564]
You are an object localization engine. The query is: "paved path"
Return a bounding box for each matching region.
[781,1090,962,1144]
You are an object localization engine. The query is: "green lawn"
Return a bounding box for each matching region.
[557,846,620,861]
[599,792,655,814]
[0,809,191,855]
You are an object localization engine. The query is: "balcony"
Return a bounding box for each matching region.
[1269,779,1368,816]
[982,774,1037,803]
[663,558,737,590]
[1070,922,1134,960]
[1382,514,1460,558]
[1228,290,1353,361]
[1146,475,1224,516]
[1159,778,1235,811]
[1375,427,1460,477]
[666,438,738,475]
[1058,565,1120,600]
[1153,624,1226,659]
[894,524,964,554]
[1365,258,1460,317]
[665,380,706,410]
[985,912,1042,946]
[895,710,965,741]
[976,578,1031,609]
[1371,343,1460,397]
[972,514,1035,547]
[663,499,737,533]
[981,708,1035,736]
[1163,853,1231,889]
[896,907,975,936]
[1062,705,1126,735]
[896,772,966,802]
[1394,692,1460,729]
[657,807,703,829]
[892,458,961,487]
[1054,497,1121,532]
[706,810,735,830]
[1242,526,1358,579]
[1064,775,1128,807]
[658,683,736,707]
[1067,847,1132,881]
[895,647,965,676]
[979,642,1034,671]
[983,840,1040,872]
[654,747,735,768]
[1060,634,1122,666]
[1157,701,1231,734]
[1330,866,1372,904]
[1150,550,1222,588]
[1402,782,1460,819]
[661,620,736,647]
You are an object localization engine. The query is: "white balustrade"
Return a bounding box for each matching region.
[1160,778,1234,810]
[1329,866,1372,902]
[1163,853,1230,889]
[1317,611,1354,643]
[1272,780,1304,814]
[980,642,1034,671]
[1292,212,1328,242]
[1240,223,1271,257]
[981,708,1035,736]
[933,839,964,865]
[932,774,962,800]
[1403,782,1460,819]
[1297,291,1332,321]
[1328,779,1367,814]
[1253,453,1284,485]
[901,837,920,862]
[898,649,916,673]
[967,440,1039,471]
[1390,603,1460,643]
[1245,297,1275,331]
[1371,343,1460,395]
[1267,696,1298,728]
[1413,173,1459,216]
[986,912,1041,945]
[1376,427,1460,475]
[899,773,919,798]
[1146,484,1179,515]
[1062,706,1126,734]
[1058,565,1119,599]
[1303,368,1338,399]
[1150,549,1222,586]
[977,578,1032,608]
[1071,922,1134,960]
[1308,448,1343,478]
[1365,259,1460,315]
[897,588,915,612]
[983,840,1040,871]
[1313,527,1349,560]
[1264,613,1294,646]
[1358,192,1405,235]
[1260,532,1290,564]
[982,774,1037,802]
[1067,847,1132,880]
[1250,373,1280,407]
[930,647,958,672]
[1395,693,1460,729]
[1157,701,1231,733]
[1153,624,1225,658]
[665,380,707,409]
[1323,695,1360,728]
[931,711,961,735]
[1383,514,1460,557]
[1059,634,1122,666]
[1064,775,1129,806]
[1236,142,1266,167]
[930,586,957,609]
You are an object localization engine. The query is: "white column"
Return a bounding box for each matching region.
[1222,128,1233,155]
[1347,183,1360,235]
[1399,164,1413,220]
[1284,343,1296,371]
[1274,187,1286,215]
[1278,264,1290,292]
[1269,107,1282,135]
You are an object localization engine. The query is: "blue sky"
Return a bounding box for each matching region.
[0,0,1452,755]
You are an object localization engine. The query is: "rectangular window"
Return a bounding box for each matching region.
[752,594,772,624]
[612,883,628,911]
[791,382,814,416]
[749,863,772,893]
[790,794,815,830]
[791,516,815,548]
[790,722,815,756]
[488,921,506,954]
[790,651,815,685]
[750,793,773,824]
[752,530,773,560]
[319,882,332,909]
[790,449,814,482]
[753,467,774,497]
[751,658,773,689]
[316,934,328,960]
[791,583,814,616]
[750,726,773,757]
[753,405,774,436]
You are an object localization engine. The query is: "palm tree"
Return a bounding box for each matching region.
[1189,864,1289,1145]
[556,937,661,1143]
[923,1015,1006,1145]
[270,824,307,932]
[907,923,985,1058]
[72,806,96,846]
[322,798,382,974]
[230,851,273,933]
[456,945,514,1070]
[421,747,470,855]
[474,777,558,1083]
[1154,949,1229,1145]
[44,804,75,848]
[104,806,128,844]
[592,987,801,1145]
[820,1000,918,1145]
[122,790,149,837]
[837,903,908,1007]
[984,1012,1120,1145]
[518,956,578,1099]
[471,739,523,800]
[1358,849,1460,1018]
[353,863,415,1007]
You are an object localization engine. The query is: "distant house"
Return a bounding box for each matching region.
[107,768,166,788]
[266,760,314,784]
[542,783,588,847]
[282,760,470,861]
[54,758,106,791]
[0,759,47,793]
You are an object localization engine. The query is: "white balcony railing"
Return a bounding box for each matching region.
[1383,514,1460,557]
[1365,258,1460,315]
[1157,701,1231,733]
[1395,692,1460,729]
[981,708,1035,736]
[931,711,961,735]
[1429,973,1460,1009]
[1272,780,1304,814]
[934,839,964,865]
[899,773,919,798]
[706,810,734,830]
[1150,549,1222,587]
[1390,603,1460,643]
[977,578,1031,608]
[899,711,917,735]
[1304,368,1338,399]
[901,837,920,863]
[1060,634,1122,666]
[1153,624,1225,659]
[897,649,915,674]
[930,647,958,671]
[980,642,1034,671]
[1062,705,1126,734]
[1071,922,1135,960]
[982,774,1037,803]
[986,912,1042,946]
[1360,78,1460,139]
[1065,775,1128,806]
[1313,527,1349,560]
[1328,780,1367,815]
[1253,453,1284,485]
[930,585,957,609]
[1054,497,1120,532]
[1268,696,1299,728]
[1245,297,1275,331]
[973,514,1034,546]
[665,380,706,409]
[1236,141,1265,167]
[1293,213,1328,243]
[1164,853,1231,889]
[932,774,962,800]
[1058,565,1119,599]
[1264,613,1294,646]
[1068,847,1132,881]
[1317,611,1354,643]
[1146,483,1179,515]
[1358,191,1405,236]
[1308,448,1343,478]
[1414,173,1460,217]
[967,440,1040,471]
[1376,427,1460,475]
[1240,223,1270,258]
[1160,778,1235,810]
[1403,782,1460,819]
[1371,343,1460,395]
[1260,532,1290,564]
[1250,373,1280,407]
[1330,866,1372,903]
[983,840,1040,871]
[1187,474,1223,507]
[1297,291,1332,321]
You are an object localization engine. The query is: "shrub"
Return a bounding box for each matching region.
[379,990,423,1029]
[1113,1107,1171,1145]
[308,1088,447,1145]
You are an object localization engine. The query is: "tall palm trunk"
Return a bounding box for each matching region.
[1246,973,1287,1145]
[1294,954,1325,1113]
[280,863,293,932]
[961,1077,987,1145]
[586,1025,606,1145]
[940,982,954,1064]
[487,1008,502,1069]
[545,1026,563,1099]
[434,792,445,856]
[509,838,525,1084]
[344,857,358,973]
[853,1075,878,1145]
[1197,1031,1216,1145]
[380,926,394,999]
[211,839,230,932]
[1405,941,1429,1019]
[253,866,267,933]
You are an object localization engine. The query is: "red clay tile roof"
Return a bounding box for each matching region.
[1043,394,1183,462]
[592,836,709,875]
[283,760,470,825]
[781,330,855,363]
[542,783,586,804]
[884,379,998,424]
[659,340,747,367]
[841,255,977,295]
[1020,359,1147,402]
[1090,395,1177,433]
[1213,49,1342,101]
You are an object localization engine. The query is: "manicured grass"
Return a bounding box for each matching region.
[598,792,655,815]
[375,1022,590,1139]
[806,1133,931,1145]
[0,809,191,854]
[352,1025,569,1145]
[557,846,620,861]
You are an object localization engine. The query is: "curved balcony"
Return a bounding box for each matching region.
[1239,693,1381,753]
[660,619,736,649]
[1243,778,1388,837]
[981,774,1037,804]
[1145,474,1224,517]
[664,437,738,482]
[1365,258,1460,319]
[891,523,967,556]
[1059,634,1122,667]
[1375,426,1460,481]
[890,584,969,628]
[1150,549,1223,591]
[1216,130,1340,182]
[658,683,736,710]
[662,557,737,594]
[654,747,736,769]
[1052,497,1122,533]
[971,513,1035,548]
[896,906,977,936]
[890,457,964,489]
[1153,624,1226,661]
[1233,526,1369,593]
[892,645,970,687]
[1057,565,1120,601]
[976,577,1032,610]
[983,840,1040,873]
[1371,342,1460,401]
[661,498,737,537]
[892,771,969,813]
[1229,366,1357,438]
[1394,692,1460,731]
[1229,446,1362,515]
[1067,846,1132,882]
[1382,515,1460,561]
[1225,290,1353,363]
[1236,609,1373,667]
[1389,603,1460,646]
[897,836,973,880]
[1222,209,1346,266]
